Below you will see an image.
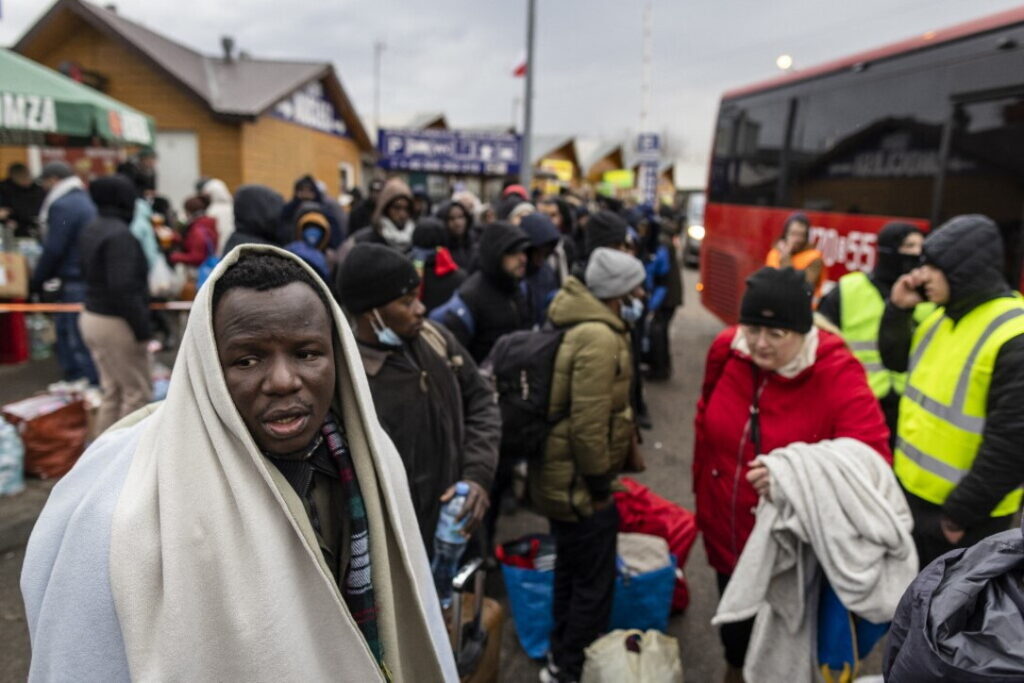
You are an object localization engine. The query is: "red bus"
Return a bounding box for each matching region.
[701,7,1024,323]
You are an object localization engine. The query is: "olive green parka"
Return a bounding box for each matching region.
[529,277,634,522]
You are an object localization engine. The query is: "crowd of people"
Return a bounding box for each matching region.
[6,154,1024,682]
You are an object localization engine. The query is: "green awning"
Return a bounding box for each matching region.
[0,48,156,146]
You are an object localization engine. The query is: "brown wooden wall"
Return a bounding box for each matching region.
[240,116,363,199]
[19,20,244,190]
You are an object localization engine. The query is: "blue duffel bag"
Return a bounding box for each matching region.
[499,534,676,659]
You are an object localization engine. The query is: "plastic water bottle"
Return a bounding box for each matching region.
[431,481,470,609]
[27,313,53,360]
[0,417,25,497]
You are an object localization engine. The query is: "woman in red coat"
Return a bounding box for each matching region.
[693,267,891,681]
[169,196,218,268]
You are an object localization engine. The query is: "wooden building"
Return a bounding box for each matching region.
[11,0,373,207]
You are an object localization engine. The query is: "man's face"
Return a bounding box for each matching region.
[140,156,157,173]
[385,198,412,226]
[502,250,527,280]
[376,293,426,340]
[915,264,950,305]
[539,202,562,230]
[296,186,318,202]
[39,177,59,193]
[447,206,469,237]
[214,282,336,455]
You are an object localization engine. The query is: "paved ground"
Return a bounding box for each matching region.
[0,270,884,682]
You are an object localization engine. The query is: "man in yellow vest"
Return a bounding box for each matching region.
[881,214,1024,566]
[819,222,926,443]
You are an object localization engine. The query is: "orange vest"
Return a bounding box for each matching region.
[766,248,826,299]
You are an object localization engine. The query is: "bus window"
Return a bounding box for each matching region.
[940,95,1024,286]
[708,96,790,206]
[787,70,946,219]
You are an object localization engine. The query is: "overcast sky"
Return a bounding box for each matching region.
[2,0,1022,179]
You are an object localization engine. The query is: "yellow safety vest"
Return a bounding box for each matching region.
[837,272,932,398]
[895,295,1024,517]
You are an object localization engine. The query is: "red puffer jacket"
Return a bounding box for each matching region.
[693,326,891,576]
[169,216,218,267]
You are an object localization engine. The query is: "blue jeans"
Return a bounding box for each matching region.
[57,281,99,385]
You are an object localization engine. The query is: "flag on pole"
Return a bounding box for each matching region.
[512,50,527,78]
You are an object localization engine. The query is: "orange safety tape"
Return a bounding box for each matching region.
[0,301,193,313]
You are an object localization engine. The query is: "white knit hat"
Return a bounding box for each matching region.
[585,247,646,299]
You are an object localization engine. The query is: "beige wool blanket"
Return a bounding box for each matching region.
[24,245,457,682]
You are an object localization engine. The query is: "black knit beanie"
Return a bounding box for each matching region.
[585,210,628,256]
[739,267,813,333]
[335,244,420,315]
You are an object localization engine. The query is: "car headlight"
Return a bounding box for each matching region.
[687,224,705,241]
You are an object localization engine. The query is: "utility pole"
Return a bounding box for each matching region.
[373,40,386,138]
[521,0,536,187]
[640,1,652,132]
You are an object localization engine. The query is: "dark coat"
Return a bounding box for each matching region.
[879,215,1024,528]
[0,178,45,237]
[884,521,1024,682]
[79,176,150,340]
[357,322,500,547]
[440,222,530,363]
[434,201,475,270]
[225,185,285,253]
[30,188,97,291]
[279,176,343,249]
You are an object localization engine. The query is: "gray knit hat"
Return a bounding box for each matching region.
[38,161,73,181]
[585,247,646,299]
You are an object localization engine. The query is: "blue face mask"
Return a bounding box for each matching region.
[372,310,403,347]
[302,226,325,247]
[621,297,645,324]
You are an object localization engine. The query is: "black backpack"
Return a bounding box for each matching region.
[486,325,566,461]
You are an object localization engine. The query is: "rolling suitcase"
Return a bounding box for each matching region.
[449,556,504,682]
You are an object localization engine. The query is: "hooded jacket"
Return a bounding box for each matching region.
[225,185,285,254]
[78,175,151,340]
[694,326,891,574]
[879,215,1024,529]
[343,179,415,257]
[529,277,633,522]
[884,520,1024,682]
[202,179,235,256]
[356,322,500,549]
[279,175,342,249]
[441,222,530,362]
[520,213,561,328]
[284,202,332,279]
[434,200,474,269]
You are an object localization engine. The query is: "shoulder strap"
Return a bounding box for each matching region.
[419,320,450,362]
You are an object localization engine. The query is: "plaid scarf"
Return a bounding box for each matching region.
[321,416,384,669]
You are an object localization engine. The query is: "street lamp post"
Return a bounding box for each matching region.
[521,0,536,188]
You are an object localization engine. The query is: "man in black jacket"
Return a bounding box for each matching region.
[335,244,500,550]
[819,222,925,439]
[434,222,531,363]
[224,185,285,253]
[880,214,1024,566]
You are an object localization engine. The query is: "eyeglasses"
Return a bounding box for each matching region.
[742,325,793,342]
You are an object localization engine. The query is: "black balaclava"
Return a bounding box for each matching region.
[873,222,923,287]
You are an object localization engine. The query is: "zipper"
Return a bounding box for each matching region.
[730,369,767,559]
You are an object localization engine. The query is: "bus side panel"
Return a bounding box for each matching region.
[700,202,928,324]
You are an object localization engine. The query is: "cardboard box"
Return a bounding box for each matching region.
[0,253,28,299]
